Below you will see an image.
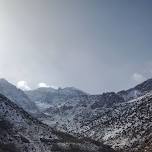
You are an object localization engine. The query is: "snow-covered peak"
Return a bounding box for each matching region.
[25,86,88,111]
[0,78,38,113]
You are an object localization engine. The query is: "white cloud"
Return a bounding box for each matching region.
[38,82,58,89]
[38,82,50,88]
[17,81,31,91]
[132,73,146,83]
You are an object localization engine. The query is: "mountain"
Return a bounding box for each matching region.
[1,78,152,151]
[0,79,38,113]
[0,93,116,152]
[76,92,152,152]
[25,87,87,111]
[118,78,152,101]
[36,79,152,152]
[26,78,152,113]
[39,92,125,127]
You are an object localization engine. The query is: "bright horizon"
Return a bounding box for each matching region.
[0,0,152,93]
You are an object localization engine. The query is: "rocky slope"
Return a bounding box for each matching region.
[0,93,115,152]
[0,79,38,113]
[76,92,152,152]
[118,78,152,101]
[35,79,152,152]
[42,93,152,152]
[40,92,124,128]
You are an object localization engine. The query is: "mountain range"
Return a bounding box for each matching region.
[0,78,152,151]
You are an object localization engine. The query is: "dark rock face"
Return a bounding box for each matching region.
[134,78,152,92]
[90,92,125,109]
[0,144,20,152]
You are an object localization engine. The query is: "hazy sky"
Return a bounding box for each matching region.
[0,0,152,93]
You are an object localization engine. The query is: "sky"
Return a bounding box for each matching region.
[0,0,152,94]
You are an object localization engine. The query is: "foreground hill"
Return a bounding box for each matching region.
[0,93,115,152]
